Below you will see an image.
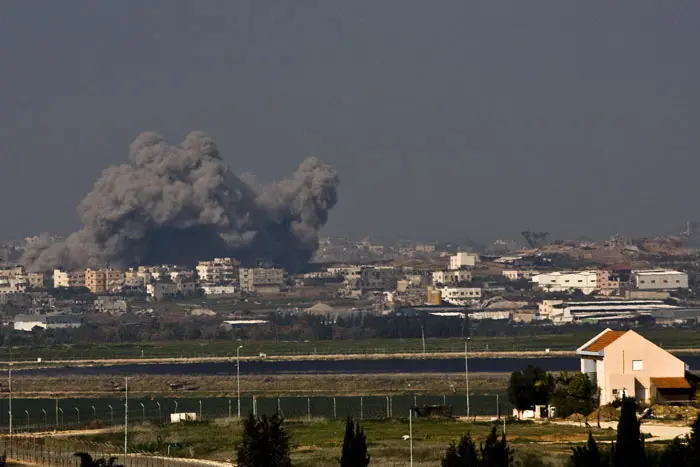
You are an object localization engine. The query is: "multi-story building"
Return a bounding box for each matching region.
[531,271,598,294]
[239,268,285,293]
[432,270,472,285]
[439,286,482,306]
[197,258,240,284]
[85,268,107,294]
[53,269,86,288]
[343,267,398,291]
[27,272,52,289]
[596,270,621,295]
[449,252,479,270]
[631,269,688,291]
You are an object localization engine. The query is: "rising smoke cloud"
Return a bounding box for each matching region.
[22,131,339,272]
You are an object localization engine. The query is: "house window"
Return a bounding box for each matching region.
[632,360,643,371]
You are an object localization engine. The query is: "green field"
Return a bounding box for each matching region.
[2,327,699,362]
[69,418,618,466]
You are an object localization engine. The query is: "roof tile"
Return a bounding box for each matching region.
[583,330,627,352]
[650,377,691,390]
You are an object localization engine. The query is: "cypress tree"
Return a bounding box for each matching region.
[480,426,514,467]
[441,433,479,467]
[613,398,646,467]
[237,412,291,467]
[340,417,370,466]
[569,432,608,467]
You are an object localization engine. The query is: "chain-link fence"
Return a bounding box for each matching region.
[0,436,217,467]
[0,393,511,433]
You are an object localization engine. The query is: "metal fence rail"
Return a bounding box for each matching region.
[0,393,510,432]
[0,436,226,467]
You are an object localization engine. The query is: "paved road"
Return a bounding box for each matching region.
[552,420,691,441]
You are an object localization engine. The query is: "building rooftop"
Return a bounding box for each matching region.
[581,330,627,352]
[633,269,685,276]
[650,377,691,390]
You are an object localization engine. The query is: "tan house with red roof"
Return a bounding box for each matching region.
[577,328,691,405]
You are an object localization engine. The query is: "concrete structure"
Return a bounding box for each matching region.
[85,268,107,294]
[0,278,27,295]
[432,269,472,285]
[631,269,688,291]
[577,329,690,404]
[531,270,598,294]
[197,257,240,284]
[239,268,285,293]
[52,270,85,288]
[13,313,82,331]
[27,272,52,289]
[540,299,676,325]
[94,296,130,313]
[439,286,482,306]
[596,270,621,295]
[344,267,398,291]
[146,282,179,300]
[502,270,538,281]
[449,252,479,270]
[201,285,236,296]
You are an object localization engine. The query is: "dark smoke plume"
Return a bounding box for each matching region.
[22,131,339,272]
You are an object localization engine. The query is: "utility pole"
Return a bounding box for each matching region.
[409,408,413,467]
[465,338,471,418]
[236,346,243,418]
[421,325,426,355]
[8,365,12,436]
[124,376,128,457]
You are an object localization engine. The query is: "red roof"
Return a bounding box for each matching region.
[583,330,627,352]
[650,377,691,390]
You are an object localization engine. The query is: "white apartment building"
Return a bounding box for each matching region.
[53,269,86,288]
[449,252,480,270]
[440,286,482,306]
[502,270,538,281]
[531,270,598,295]
[632,269,688,291]
[196,258,240,284]
[201,285,236,296]
[239,268,285,293]
[432,270,472,285]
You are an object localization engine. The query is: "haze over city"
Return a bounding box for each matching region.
[2,1,700,245]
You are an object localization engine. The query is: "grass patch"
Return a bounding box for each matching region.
[61,417,618,466]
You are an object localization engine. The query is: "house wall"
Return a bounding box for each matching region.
[601,331,685,404]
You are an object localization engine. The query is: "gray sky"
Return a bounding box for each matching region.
[1,1,699,243]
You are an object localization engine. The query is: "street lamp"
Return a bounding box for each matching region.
[42,409,47,430]
[74,407,80,424]
[465,337,471,418]
[237,345,244,418]
[173,400,178,413]
[108,405,114,425]
[91,406,97,420]
[140,403,145,423]
[58,408,64,428]
[25,410,29,430]
[156,402,161,423]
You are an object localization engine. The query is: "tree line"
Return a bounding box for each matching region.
[236,412,514,467]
